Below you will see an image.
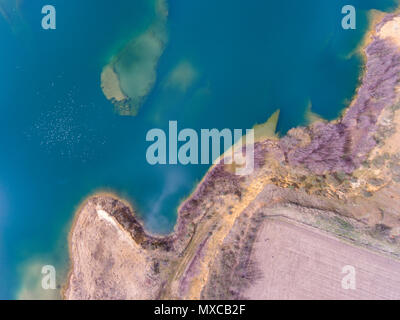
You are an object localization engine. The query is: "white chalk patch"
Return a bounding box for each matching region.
[96,209,134,247]
[97,209,119,228]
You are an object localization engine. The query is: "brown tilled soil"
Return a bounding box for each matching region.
[243,218,400,300]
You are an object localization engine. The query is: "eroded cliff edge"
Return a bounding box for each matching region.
[64,13,400,300]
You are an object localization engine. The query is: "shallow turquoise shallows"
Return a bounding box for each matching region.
[0,0,397,299]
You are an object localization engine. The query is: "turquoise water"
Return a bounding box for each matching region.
[0,0,397,299]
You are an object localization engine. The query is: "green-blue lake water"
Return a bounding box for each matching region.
[0,0,397,299]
